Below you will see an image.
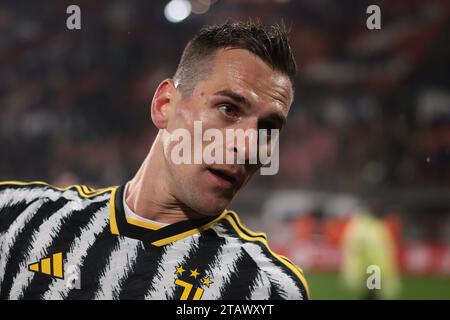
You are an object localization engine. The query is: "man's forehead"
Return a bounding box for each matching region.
[204,48,294,108]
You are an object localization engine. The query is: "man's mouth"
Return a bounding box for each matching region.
[206,167,243,189]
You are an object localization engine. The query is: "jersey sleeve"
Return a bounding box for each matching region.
[0,182,37,233]
[0,181,65,233]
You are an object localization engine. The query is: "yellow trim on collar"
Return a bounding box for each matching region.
[150,209,229,247]
[109,186,120,235]
[125,216,164,231]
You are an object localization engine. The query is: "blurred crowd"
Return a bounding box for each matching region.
[0,1,449,195]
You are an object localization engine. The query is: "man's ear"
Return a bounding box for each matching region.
[151,79,178,129]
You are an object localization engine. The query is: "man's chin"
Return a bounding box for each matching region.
[191,196,231,217]
[199,205,228,216]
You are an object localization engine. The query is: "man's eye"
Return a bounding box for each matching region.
[218,104,239,118]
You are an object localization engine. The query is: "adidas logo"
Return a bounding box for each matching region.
[28,252,64,279]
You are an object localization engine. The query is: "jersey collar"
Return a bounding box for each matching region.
[109,184,227,246]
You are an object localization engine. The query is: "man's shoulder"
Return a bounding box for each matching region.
[0,181,115,230]
[0,182,117,300]
[0,181,115,202]
[212,209,310,300]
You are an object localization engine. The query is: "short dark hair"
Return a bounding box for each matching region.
[173,21,297,97]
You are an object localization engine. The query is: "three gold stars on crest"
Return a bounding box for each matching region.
[175,265,213,287]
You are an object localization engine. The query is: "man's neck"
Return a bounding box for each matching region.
[125,140,205,225]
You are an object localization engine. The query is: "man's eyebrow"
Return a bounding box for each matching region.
[214,89,251,108]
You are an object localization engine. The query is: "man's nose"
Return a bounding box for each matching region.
[225,123,259,164]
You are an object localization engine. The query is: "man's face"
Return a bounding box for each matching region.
[163,48,293,216]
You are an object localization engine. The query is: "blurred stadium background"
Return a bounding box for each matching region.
[1,0,449,299]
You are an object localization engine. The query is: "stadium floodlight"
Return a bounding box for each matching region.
[164,0,192,23]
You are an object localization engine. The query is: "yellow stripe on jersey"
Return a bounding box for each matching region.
[151,210,229,247]
[40,257,51,275]
[52,252,64,279]
[109,186,120,235]
[126,217,163,230]
[224,214,310,299]
[0,181,114,199]
[225,210,267,239]
[80,185,93,195]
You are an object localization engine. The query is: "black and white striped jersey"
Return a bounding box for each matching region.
[0,181,309,300]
